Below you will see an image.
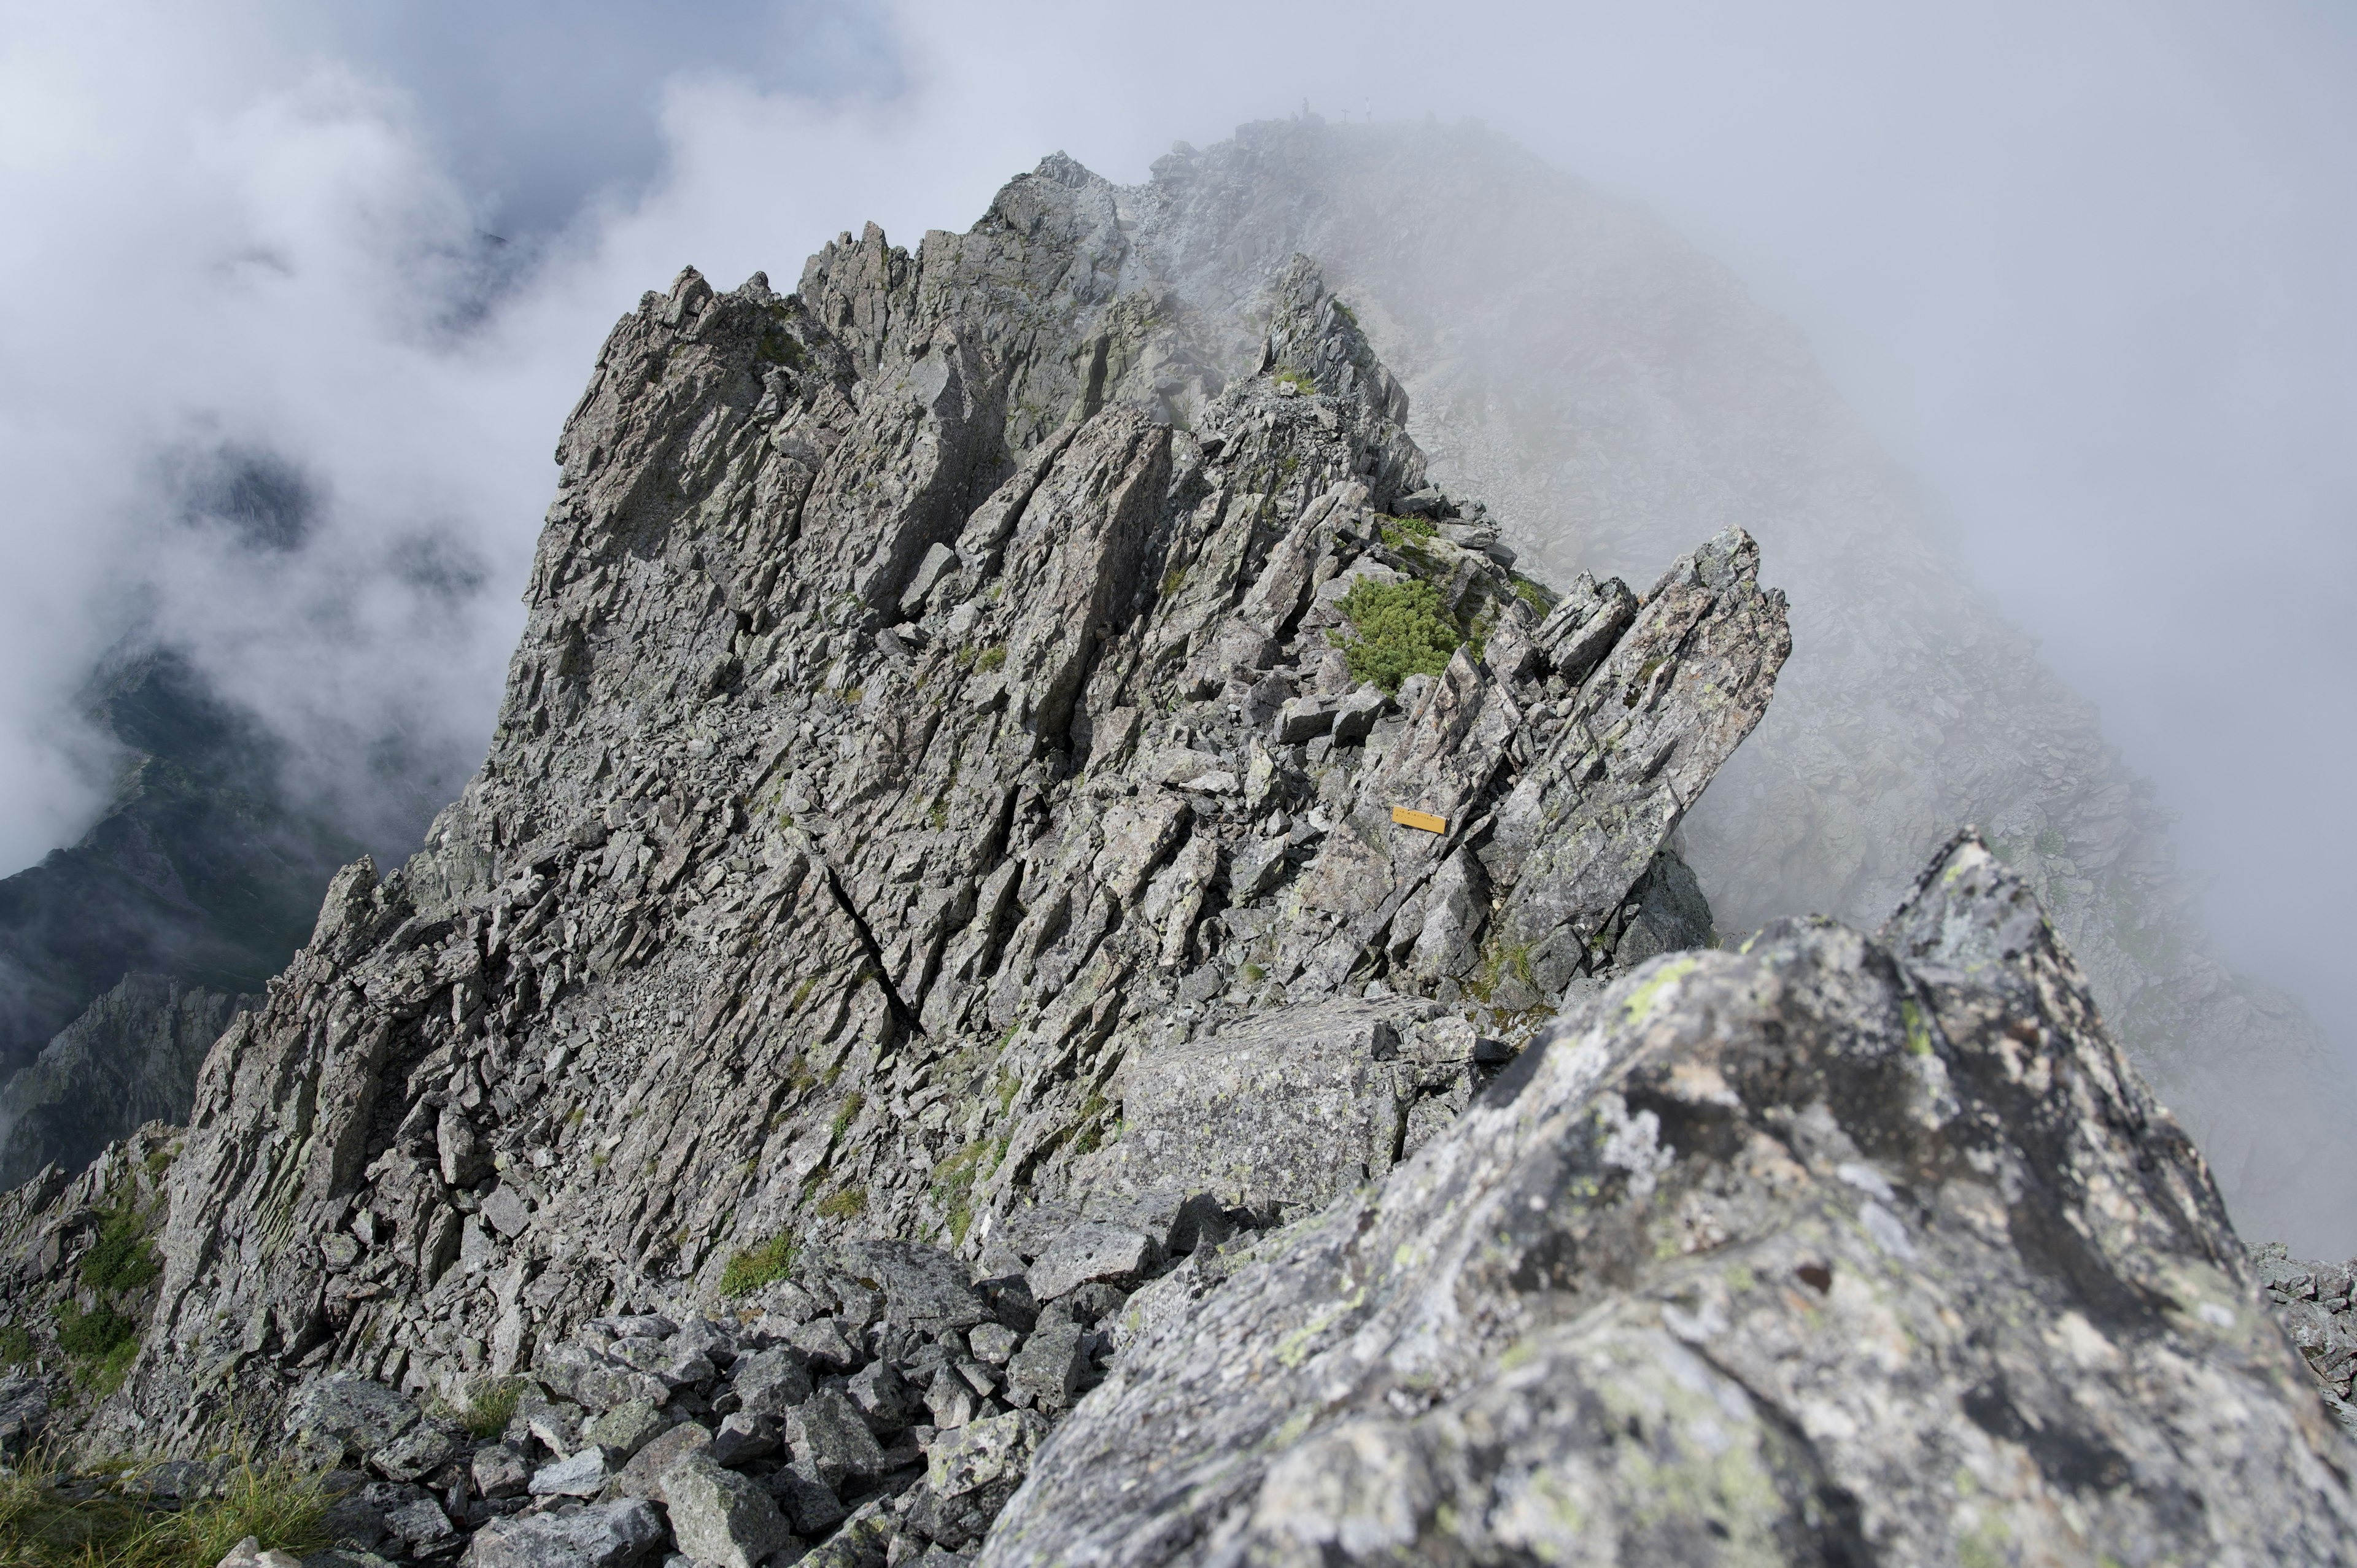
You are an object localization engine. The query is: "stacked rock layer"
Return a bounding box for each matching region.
[82,158,1786,1454]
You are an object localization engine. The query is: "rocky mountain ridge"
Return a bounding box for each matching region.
[1112,117,2353,1248]
[31,152,1782,1459]
[0,149,2346,1567]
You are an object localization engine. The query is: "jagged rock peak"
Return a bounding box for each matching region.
[19,156,1784,1489]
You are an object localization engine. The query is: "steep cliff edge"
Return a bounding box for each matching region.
[52,156,1782,1455]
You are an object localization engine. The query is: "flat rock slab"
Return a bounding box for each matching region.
[1115,998,1414,1211]
[467,1499,665,1568]
[824,1237,987,1334]
[1026,1222,1155,1301]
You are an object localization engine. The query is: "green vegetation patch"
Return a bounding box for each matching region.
[0,1321,31,1368]
[80,1204,161,1296]
[719,1233,798,1299]
[829,1093,866,1142]
[1337,577,1463,693]
[0,1452,327,1567]
[1273,368,1315,395]
[815,1187,868,1221]
[55,1300,137,1362]
[460,1377,526,1439]
[930,1139,996,1248]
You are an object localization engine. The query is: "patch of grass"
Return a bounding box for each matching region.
[1239,962,1267,983]
[1070,1092,1112,1157]
[1463,933,1536,1005]
[829,1093,865,1141]
[55,1299,137,1362]
[142,1146,174,1183]
[79,1204,160,1296]
[0,1322,32,1367]
[975,645,1007,674]
[815,1187,867,1221]
[1336,577,1461,693]
[1376,512,1438,544]
[1511,573,1557,614]
[719,1233,797,1299]
[931,1138,994,1248]
[437,1377,527,1439]
[1273,368,1315,395]
[1158,562,1188,598]
[0,1450,328,1567]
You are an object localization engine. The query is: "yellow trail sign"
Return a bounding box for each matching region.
[1391,806,1447,834]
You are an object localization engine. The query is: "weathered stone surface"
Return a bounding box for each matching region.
[284,1375,455,1480]
[664,1453,792,1568]
[465,1499,665,1568]
[610,1418,711,1502]
[527,1445,612,1497]
[1112,1000,1412,1213]
[984,833,2357,1564]
[470,1444,530,1499]
[580,1396,665,1458]
[1004,1318,1086,1413]
[1486,527,1789,995]
[772,1461,848,1537]
[905,1408,1052,1551]
[0,1373,47,1457]
[783,1388,887,1489]
[1024,1222,1154,1302]
[825,1237,987,1335]
[729,1346,815,1416]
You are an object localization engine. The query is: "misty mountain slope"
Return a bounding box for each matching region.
[61,161,1782,1456]
[0,651,358,1085]
[1109,117,2350,1250]
[0,155,2343,1568]
[0,972,254,1192]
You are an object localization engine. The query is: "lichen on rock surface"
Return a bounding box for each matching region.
[985,832,2357,1564]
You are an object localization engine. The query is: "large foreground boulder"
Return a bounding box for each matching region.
[983,832,2357,1564]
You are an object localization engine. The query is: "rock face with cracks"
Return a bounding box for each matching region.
[983,833,2357,1566]
[26,152,1782,1463]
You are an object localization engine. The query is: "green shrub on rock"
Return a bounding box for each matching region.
[1337,577,1461,692]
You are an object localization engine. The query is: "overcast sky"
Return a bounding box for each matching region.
[1,0,2350,1021]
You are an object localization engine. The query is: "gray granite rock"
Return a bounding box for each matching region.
[663,1453,791,1568]
[1023,1223,1154,1302]
[984,833,2357,1564]
[465,1500,665,1568]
